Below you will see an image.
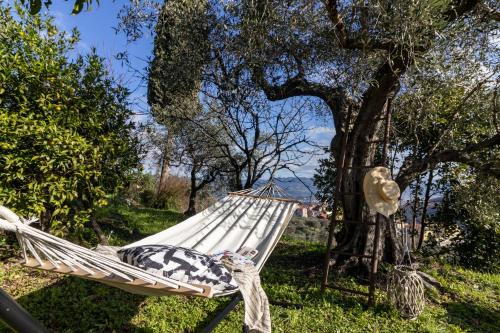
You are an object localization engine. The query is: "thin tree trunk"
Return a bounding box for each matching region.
[185,168,198,216]
[39,210,52,232]
[411,175,421,250]
[90,217,109,245]
[185,192,197,216]
[417,169,434,250]
[156,132,174,196]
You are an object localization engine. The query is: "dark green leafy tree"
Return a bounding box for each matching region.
[431,171,499,272]
[0,5,139,242]
[147,0,210,197]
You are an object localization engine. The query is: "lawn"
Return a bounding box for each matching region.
[0,205,499,332]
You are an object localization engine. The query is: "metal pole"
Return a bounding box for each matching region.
[0,288,48,333]
[201,295,242,333]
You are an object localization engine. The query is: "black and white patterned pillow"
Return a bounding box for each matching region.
[117,245,238,292]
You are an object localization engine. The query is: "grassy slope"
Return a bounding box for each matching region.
[0,206,498,333]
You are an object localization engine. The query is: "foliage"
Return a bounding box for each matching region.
[393,70,500,186]
[285,216,329,243]
[148,0,209,125]
[430,172,500,272]
[20,0,101,15]
[122,172,157,207]
[153,176,190,211]
[1,204,499,332]
[313,149,336,207]
[0,5,139,236]
[122,0,499,266]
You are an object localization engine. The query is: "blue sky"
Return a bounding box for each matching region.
[30,1,334,178]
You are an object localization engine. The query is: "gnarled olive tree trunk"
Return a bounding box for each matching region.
[329,59,406,273]
[332,139,403,273]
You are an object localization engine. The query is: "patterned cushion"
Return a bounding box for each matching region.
[117,245,238,292]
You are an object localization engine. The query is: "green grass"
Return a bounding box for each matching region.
[0,205,499,332]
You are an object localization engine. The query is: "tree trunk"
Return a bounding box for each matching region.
[185,168,198,216]
[331,86,403,273]
[156,131,175,196]
[411,176,421,250]
[39,209,52,232]
[331,141,403,273]
[231,171,244,191]
[417,169,434,250]
[90,217,109,245]
[185,192,197,216]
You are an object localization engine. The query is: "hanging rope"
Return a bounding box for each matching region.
[387,194,425,319]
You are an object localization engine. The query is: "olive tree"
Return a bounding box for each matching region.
[119,0,499,270]
[220,0,499,269]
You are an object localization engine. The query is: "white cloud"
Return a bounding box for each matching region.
[308,126,334,136]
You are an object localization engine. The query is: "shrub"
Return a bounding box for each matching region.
[124,172,157,207]
[0,5,139,237]
[154,176,190,211]
[431,174,500,272]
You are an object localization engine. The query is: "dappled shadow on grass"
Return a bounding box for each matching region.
[445,301,500,333]
[261,240,377,311]
[97,205,186,246]
[189,295,241,333]
[14,276,152,333]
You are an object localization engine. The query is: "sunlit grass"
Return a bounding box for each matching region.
[0,205,498,332]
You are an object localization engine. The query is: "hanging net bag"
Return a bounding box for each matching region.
[387,218,425,319]
[387,265,425,319]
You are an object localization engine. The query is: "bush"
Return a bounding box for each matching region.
[0,5,139,236]
[155,176,190,211]
[431,174,500,272]
[124,172,157,207]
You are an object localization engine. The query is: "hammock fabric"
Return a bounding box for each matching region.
[0,183,298,299]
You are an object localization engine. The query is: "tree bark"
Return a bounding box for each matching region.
[185,168,198,216]
[156,131,174,197]
[417,169,434,250]
[90,217,109,245]
[332,143,403,273]
[411,176,421,250]
[330,59,405,272]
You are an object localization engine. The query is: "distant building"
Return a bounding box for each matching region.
[295,205,309,218]
[295,203,330,220]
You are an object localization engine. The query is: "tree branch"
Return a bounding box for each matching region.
[396,133,500,189]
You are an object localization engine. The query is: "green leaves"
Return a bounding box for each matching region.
[28,0,41,15]
[0,6,139,238]
[72,0,85,15]
[19,0,99,15]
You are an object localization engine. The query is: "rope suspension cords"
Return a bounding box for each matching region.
[0,183,299,299]
[386,208,425,319]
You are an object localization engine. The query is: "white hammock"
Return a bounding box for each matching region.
[0,184,298,298]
